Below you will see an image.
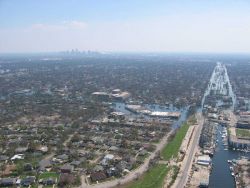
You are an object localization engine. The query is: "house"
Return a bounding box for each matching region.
[111,91,130,101]
[104,154,114,160]
[60,164,74,173]
[93,165,104,172]
[38,146,48,153]
[54,154,69,163]
[138,149,147,156]
[106,167,118,177]
[116,160,132,172]
[109,146,119,151]
[58,174,75,186]
[11,154,24,160]
[38,159,52,172]
[90,171,107,182]
[0,155,8,162]
[70,160,82,167]
[15,147,28,153]
[101,154,114,166]
[109,112,125,121]
[23,163,33,171]
[41,178,56,185]
[0,178,16,187]
[20,176,36,187]
[16,179,21,186]
[91,92,110,101]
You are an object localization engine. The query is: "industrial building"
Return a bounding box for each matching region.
[197,155,211,166]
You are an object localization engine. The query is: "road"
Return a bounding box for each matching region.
[79,129,174,188]
[173,112,204,188]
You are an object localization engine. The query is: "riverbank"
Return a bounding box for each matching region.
[232,158,250,188]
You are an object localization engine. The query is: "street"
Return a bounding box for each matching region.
[172,113,204,188]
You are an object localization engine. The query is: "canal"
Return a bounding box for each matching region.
[209,125,250,188]
[203,62,250,188]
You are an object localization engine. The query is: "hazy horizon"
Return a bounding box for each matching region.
[1,0,250,53]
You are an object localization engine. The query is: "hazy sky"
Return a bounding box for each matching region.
[1,0,250,53]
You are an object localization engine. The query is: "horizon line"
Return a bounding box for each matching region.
[1,50,250,56]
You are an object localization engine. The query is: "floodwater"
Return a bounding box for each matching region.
[206,62,249,187]
[113,102,188,130]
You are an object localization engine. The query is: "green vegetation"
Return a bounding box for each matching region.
[236,128,250,138]
[39,172,59,179]
[128,164,169,188]
[161,123,189,160]
[168,165,180,187]
[188,115,197,125]
[137,153,150,161]
[131,122,189,188]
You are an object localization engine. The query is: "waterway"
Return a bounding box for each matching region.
[209,125,250,188]
[113,102,188,130]
[204,62,250,188]
[112,61,248,188]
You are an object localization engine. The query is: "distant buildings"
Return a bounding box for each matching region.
[228,135,250,149]
[92,92,110,101]
[236,116,250,130]
[125,104,180,119]
[111,89,130,101]
[92,89,130,102]
[228,112,250,149]
[149,111,181,119]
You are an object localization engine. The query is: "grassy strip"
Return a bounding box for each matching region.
[127,123,189,188]
[39,172,59,179]
[161,123,189,160]
[236,128,250,138]
[128,164,169,188]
